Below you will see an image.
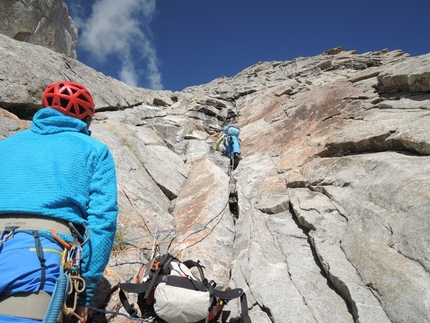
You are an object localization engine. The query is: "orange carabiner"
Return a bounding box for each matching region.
[50,229,73,250]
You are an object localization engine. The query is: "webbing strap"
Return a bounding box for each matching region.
[119,276,207,319]
[120,275,209,295]
[33,230,46,291]
[0,215,72,236]
[0,291,51,320]
[240,293,252,323]
[213,287,244,300]
[144,253,174,299]
[182,259,207,284]
[120,277,163,295]
[165,275,208,292]
[118,289,139,318]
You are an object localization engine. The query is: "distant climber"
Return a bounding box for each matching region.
[216,125,242,170]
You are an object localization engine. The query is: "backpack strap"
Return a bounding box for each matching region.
[32,230,46,290]
[213,287,244,300]
[119,272,209,318]
[182,259,207,284]
[144,253,175,298]
[119,254,175,317]
[239,293,252,323]
[119,277,166,318]
[213,288,252,323]
[164,275,208,292]
[118,288,139,318]
[119,279,160,294]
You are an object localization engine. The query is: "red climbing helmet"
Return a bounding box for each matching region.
[42,81,95,120]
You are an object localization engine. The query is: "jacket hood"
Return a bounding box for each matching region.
[31,108,90,136]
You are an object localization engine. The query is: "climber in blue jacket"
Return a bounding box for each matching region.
[0,81,118,323]
[216,125,242,170]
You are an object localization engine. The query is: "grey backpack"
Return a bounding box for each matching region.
[119,253,251,323]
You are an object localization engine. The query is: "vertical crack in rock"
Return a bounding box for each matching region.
[236,256,276,322]
[229,190,239,222]
[245,284,275,323]
[257,302,275,323]
[288,201,356,322]
[271,206,321,323]
[228,177,239,223]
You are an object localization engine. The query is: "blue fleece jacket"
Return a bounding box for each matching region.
[0,108,118,305]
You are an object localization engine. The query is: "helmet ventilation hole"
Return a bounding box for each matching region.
[60,98,69,109]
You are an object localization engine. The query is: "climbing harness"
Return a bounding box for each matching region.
[0,215,89,322]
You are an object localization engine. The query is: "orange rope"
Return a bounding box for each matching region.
[118,183,157,233]
[111,203,228,255]
[113,154,235,256]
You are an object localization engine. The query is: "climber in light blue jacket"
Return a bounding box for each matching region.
[216,125,242,170]
[0,81,118,323]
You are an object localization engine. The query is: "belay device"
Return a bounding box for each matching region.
[119,253,252,323]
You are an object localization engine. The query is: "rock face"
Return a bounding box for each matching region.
[0,0,78,58]
[1,23,430,323]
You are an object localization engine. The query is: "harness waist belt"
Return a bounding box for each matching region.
[0,214,71,236]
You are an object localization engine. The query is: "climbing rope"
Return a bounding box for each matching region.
[87,305,154,322]
[112,153,237,255]
[112,189,231,256]
[89,152,239,321]
[119,183,158,233]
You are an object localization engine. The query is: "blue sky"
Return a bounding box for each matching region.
[63,0,430,92]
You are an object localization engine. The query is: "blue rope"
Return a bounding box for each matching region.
[88,305,153,322]
[113,198,229,248]
[42,266,69,323]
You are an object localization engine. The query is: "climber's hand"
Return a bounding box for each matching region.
[75,306,89,323]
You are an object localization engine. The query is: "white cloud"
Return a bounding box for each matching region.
[78,0,163,90]
[119,53,139,87]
